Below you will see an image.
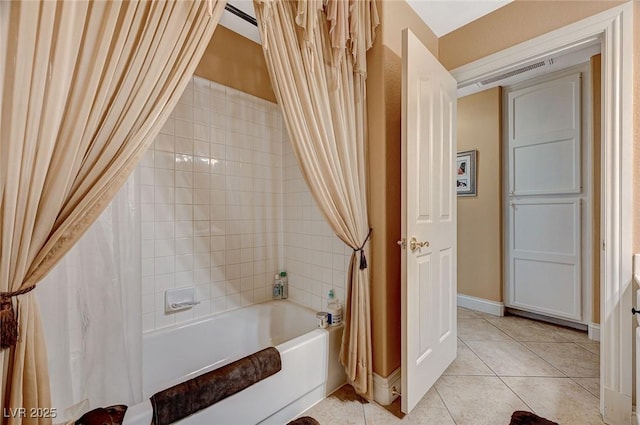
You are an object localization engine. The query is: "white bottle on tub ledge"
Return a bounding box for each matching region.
[273,273,282,299]
[279,271,288,299]
[327,289,342,326]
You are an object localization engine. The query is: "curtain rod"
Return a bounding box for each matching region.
[224,4,257,27]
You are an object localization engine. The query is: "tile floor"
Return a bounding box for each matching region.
[301,307,602,425]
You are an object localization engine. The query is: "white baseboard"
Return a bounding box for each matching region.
[588,323,601,341]
[373,368,401,406]
[457,294,504,316]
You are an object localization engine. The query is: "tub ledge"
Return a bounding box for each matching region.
[122,400,152,425]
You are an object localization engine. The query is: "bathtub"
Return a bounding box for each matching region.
[123,300,345,425]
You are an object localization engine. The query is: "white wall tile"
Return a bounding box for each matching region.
[138,76,347,331]
[281,125,349,311]
[141,76,284,331]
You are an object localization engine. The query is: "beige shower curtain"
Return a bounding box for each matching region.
[253,0,378,398]
[0,1,225,422]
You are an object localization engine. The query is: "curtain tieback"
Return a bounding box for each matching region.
[0,285,36,350]
[353,228,373,270]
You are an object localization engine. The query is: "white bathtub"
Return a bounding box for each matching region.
[123,301,345,425]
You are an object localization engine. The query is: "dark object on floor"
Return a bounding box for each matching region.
[75,405,127,425]
[287,416,321,425]
[150,347,282,425]
[510,410,558,425]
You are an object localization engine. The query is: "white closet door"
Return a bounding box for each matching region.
[508,73,581,195]
[506,72,583,321]
[509,198,582,320]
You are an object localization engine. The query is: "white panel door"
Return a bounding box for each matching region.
[506,72,583,321]
[509,198,582,320]
[401,29,457,414]
[508,73,581,195]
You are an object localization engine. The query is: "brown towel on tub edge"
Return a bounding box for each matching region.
[75,405,127,425]
[150,346,282,425]
[287,416,321,425]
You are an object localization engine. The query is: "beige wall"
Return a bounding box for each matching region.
[457,88,503,302]
[197,0,638,381]
[367,0,631,379]
[439,0,626,70]
[440,1,640,326]
[456,59,602,313]
[367,1,438,378]
[195,26,276,103]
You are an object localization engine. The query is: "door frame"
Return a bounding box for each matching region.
[450,3,633,423]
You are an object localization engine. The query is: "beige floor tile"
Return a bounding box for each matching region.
[457,319,512,342]
[363,388,455,425]
[301,315,600,425]
[502,377,604,425]
[457,307,480,319]
[484,315,579,342]
[303,385,366,425]
[443,340,494,376]
[576,341,600,355]
[465,341,564,377]
[572,377,600,398]
[523,342,599,378]
[550,325,591,343]
[435,376,529,425]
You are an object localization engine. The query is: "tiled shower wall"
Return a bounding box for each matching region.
[140,77,283,331]
[282,137,351,312]
[140,75,349,331]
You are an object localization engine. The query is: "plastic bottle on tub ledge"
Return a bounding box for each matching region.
[327,289,343,326]
[272,273,282,299]
[279,271,288,299]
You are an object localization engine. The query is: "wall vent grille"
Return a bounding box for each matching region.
[479,60,547,85]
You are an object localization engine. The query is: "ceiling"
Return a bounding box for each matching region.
[220,1,261,43]
[220,0,514,44]
[220,1,598,96]
[406,0,513,37]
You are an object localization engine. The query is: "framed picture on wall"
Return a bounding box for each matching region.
[456,149,477,196]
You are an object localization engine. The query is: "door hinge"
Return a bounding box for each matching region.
[602,240,605,251]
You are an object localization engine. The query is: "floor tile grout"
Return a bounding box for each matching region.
[434,384,459,425]
[303,309,601,424]
[458,338,499,377]
[496,375,536,414]
[568,376,601,399]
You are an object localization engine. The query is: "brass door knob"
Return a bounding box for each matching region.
[409,237,429,252]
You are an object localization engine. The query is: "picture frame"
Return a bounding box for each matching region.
[456,149,477,196]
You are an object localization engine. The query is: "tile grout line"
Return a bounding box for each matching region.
[474,314,572,378]
[459,313,563,415]
[496,375,537,414]
[434,384,459,425]
[511,340,568,378]
[567,376,601,400]
[361,395,367,425]
[456,338,539,419]
[521,341,600,379]
[464,316,556,415]
[457,338,499,377]
[464,311,603,417]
